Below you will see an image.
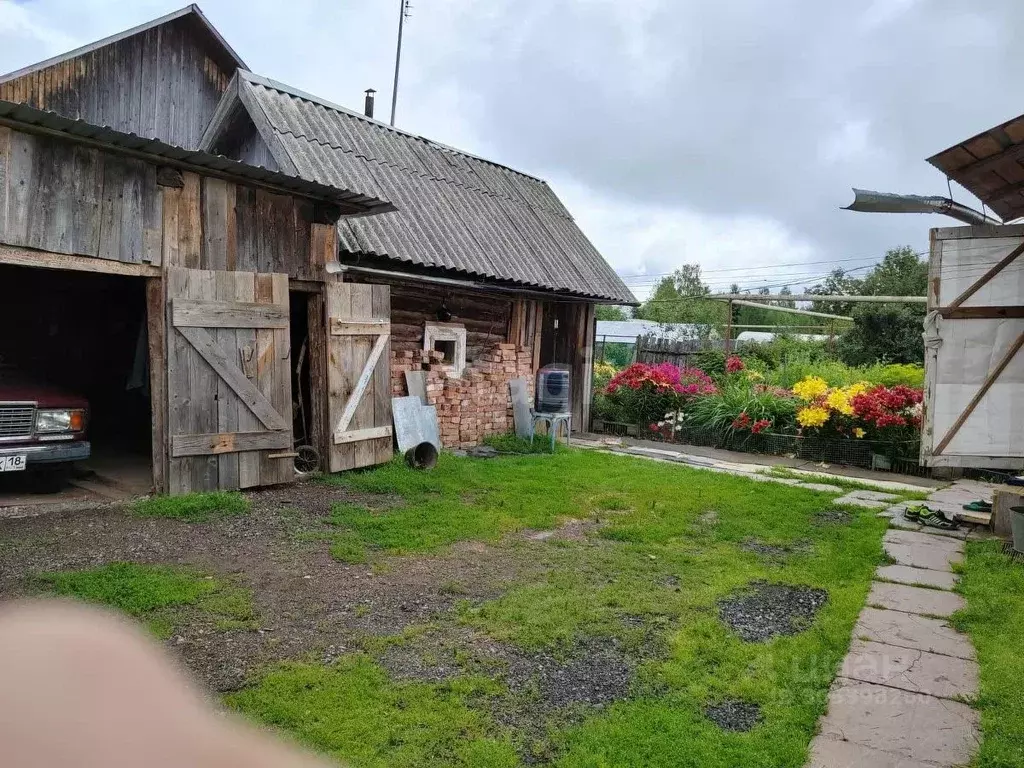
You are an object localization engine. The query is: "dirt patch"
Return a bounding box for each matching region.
[704,700,762,732]
[378,627,636,712]
[521,518,595,543]
[739,538,812,560]
[718,581,828,642]
[814,507,853,524]
[0,480,549,692]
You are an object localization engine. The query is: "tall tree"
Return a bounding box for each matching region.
[861,245,928,297]
[634,264,725,333]
[808,269,864,316]
[595,305,628,321]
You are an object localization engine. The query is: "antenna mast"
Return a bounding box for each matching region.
[390,0,411,126]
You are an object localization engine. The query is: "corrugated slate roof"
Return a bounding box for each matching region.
[237,72,635,304]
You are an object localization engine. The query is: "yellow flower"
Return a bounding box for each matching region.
[826,388,854,416]
[747,370,764,381]
[853,427,866,438]
[792,376,829,402]
[797,405,830,428]
[846,381,869,398]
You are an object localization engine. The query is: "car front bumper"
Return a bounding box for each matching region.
[0,441,90,465]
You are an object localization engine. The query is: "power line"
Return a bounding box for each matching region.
[616,251,926,282]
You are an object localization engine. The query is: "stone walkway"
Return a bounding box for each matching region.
[806,480,996,767]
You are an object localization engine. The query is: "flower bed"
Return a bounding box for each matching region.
[592,359,924,471]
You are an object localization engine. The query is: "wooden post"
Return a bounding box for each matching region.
[725,300,733,353]
[146,277,167,494]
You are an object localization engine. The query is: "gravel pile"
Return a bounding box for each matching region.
[704,700,762,732]
[718,581,828,642]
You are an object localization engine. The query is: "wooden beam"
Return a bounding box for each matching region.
[0,244,161,277]
[172,299,289,328]
[197,73,241,152]
[178,326,290,431]
[334,425,393,444]
[171,430,291,457]
[950,143,1024,184]
[146,278,166,493]
[331,319,391,336]
[945,240,1024,313]
[334,332,390,434]
[940,305,1024,320]
[932,330,1024,456]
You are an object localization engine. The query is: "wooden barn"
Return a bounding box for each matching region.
[0,5,634,496]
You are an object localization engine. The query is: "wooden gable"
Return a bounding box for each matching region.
[0,9,241,149]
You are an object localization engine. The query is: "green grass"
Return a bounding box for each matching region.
[34,562,257,637]
[952,540,1024,767]
[233,449,890,766]
[131,491,250,522]
[226,655,517,768]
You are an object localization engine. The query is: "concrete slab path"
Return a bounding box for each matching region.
[806,480,989,767]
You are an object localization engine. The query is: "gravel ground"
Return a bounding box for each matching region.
[704,700,763,732]
[717,581,829,642]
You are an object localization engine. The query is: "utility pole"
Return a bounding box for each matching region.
[390,0,411,126]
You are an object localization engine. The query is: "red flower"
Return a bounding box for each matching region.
[605,362,716,397]
[725,356,745,373]
[751,418,771,434]
[732,412,752,430]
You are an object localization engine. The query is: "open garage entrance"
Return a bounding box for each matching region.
[0,263,154,505]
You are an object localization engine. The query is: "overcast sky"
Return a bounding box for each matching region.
[1,0,1018,299]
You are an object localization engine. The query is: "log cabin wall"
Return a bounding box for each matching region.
[342,273,516,361]
[0,125,320,280]
[0,15,234,150]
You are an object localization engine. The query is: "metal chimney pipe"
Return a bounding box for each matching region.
[844,188,1001,226]
[364,89,376,119]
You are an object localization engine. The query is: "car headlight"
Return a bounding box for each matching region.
[35,409,86,433]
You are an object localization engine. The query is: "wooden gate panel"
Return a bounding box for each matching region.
[326,282,393,472]
[167,267,293,493]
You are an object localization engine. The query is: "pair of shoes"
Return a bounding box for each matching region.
[962,500,992,512]
[905,505,959,530]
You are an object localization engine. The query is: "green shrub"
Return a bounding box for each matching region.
[685,379,797,434]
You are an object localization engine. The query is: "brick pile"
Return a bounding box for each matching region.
[389,343,534,448]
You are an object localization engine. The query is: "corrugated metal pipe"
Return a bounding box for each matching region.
[844,188,1001,226]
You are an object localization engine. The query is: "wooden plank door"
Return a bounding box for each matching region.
[166,267,294,493]
[326,282,393,472]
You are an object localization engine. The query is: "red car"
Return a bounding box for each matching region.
[0,379,90,475]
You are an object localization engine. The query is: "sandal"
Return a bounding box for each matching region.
[962,501,992,512]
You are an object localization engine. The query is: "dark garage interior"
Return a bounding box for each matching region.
[0,264,153,497]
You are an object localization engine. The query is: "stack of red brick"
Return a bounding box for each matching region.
[389,343,534,448]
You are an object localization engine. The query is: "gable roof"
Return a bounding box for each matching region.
[0,5,245,86]
[223,71,635,304]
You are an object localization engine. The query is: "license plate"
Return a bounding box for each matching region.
[0,455,26,472]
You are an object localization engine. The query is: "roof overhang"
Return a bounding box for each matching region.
[927,112,1024,222]
[0,100,393,215]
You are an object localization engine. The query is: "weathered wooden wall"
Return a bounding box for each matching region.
[0,16,234,149]
[0,126,318,279]
[0,127,162,264]
[343,274,514,362]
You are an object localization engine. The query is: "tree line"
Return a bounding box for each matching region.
[598,246,928,364]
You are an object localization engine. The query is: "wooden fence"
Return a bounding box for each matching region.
[632,334,725,367]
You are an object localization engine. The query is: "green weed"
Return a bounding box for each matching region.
[952,540,1024,767]
[131,491,250,522]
